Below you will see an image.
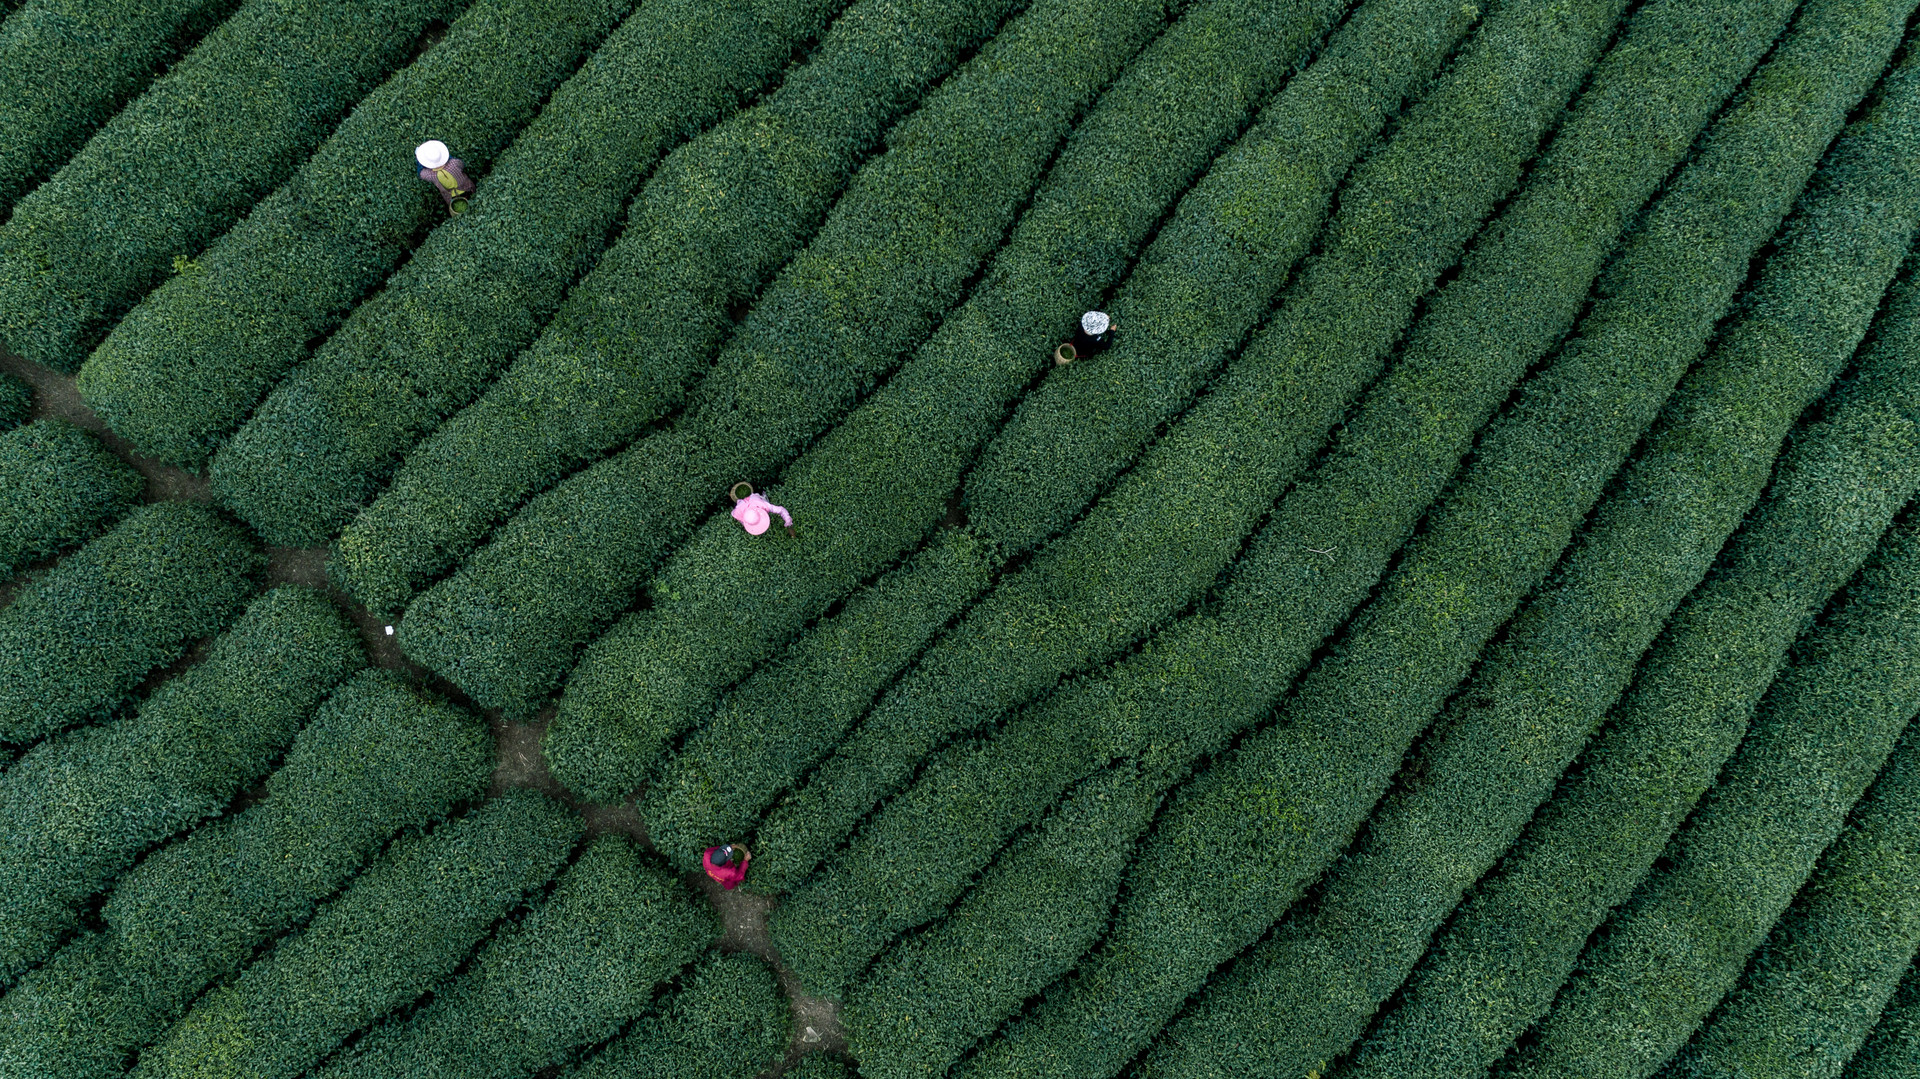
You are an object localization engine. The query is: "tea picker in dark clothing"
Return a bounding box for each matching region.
[416,139,474,214]
[1055,309,1115,365]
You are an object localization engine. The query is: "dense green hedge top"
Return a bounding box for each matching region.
[0,585,362,991]
[132,789,582,1079]
[0,370,30,428]
[206,0,856,546]
[0,0,470,372]
[400,0,1187,723]
[0,664,494,1079]
[1643,516,1920,1079]
[840,763,1160,1070]
[0,0,244,214]
[544,0,1369,805]
[76,0,634,470]
[10,0,1920,1071]
[563,952,789,1078]
[750,0,1628,905]
[315,834,715,1079]
[104,669,493,992]
[1847,960,1920,1079]
[0,501,263,748]
[327,0,1031,616]
[0,417,144,578]
[1500,499,1920,1079]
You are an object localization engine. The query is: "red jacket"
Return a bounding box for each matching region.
[703,847,748,890]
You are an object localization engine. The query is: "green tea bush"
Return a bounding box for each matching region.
[1846,962,1920,1079]
[0,371,29,428]
[0,667,493,1079]
[0,0,243,214]
[1504,514,1920,1079]
[332,0,1040,615]
[76,0,634,471]
[845,764,1160,1076]
[1132,0,1919,1071]
[0,587,360,991]
[314,836,713,1079]
[207,0,856,545]
[760,0,1639,904]
[643,528,995,870]
[132,790,581,1079]
[403,0,1186,719]
[561,953,789,1079]
[0,0,470,373]
[0,418,143,578]
[1651,641,1920,1079]
[0,502,262,748]
[1343,65,1920,1079]
[958,40,1920,1079]
[550,0,1388,801]
[634,0,1486,869]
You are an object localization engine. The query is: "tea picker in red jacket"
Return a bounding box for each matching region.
[1055,309,1116,365]
[415,140,474,215]
[703,843,751,890]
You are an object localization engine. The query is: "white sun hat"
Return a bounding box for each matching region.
[1081,310,1111,336]
[415,140,451,169]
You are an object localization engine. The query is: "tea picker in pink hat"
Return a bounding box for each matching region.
[415,140,474,215]
[730,482,794,536]
[1054,309,1116,365]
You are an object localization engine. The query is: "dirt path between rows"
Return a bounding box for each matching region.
[1,346,848,1075]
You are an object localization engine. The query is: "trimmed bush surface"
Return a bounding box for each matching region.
[0,0,243,214]
[331,0,1036,613]
[1340,50,1920,1076]
[0,370,29,429]
[1649,548,1920,1079]
[1503,507,1920,1079]
[549,0,1381,805]
[314,835,713,1079]
[643,527,996,871]
[0,418,143,578]
[759,0,1638,910]
[640,0,1480,872]
[562,953,789,1079]
[845,764,1161,1076]
[0,586,361,992]
[77,0,634,470]
[0,0,470,372]
[1133,0,1919,1072]
[208,0,857,544]
[1846,962,1920,1079]
[0,502,263,748]
[0,667,493,1079]
[403,0,1187,720]
[132,790,581,1079]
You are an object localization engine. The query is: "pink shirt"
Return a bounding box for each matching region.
[703,847,748,890]
[731,492,792,535]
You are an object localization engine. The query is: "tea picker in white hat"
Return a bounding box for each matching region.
[1055,309,1116,365]
[415,140,474,215]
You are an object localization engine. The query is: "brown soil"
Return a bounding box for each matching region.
[2,344,844,1075]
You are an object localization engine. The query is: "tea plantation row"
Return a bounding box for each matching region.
[1,0,1918,1075]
